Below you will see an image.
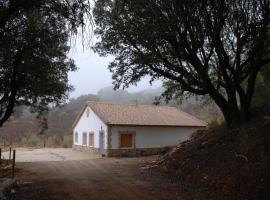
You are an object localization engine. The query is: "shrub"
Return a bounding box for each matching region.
[30,139,38,147]
[207,120,220,130]
[63,143,71,148]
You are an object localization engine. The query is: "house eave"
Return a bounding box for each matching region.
[107,123,206,128]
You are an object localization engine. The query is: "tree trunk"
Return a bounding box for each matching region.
[0,47,24,127]
[210,91,245,127]
[220,106,242,127]
[239,95,252,123]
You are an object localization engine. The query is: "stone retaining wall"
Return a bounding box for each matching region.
[72,144,99,154]
[73,145,174,157]
[107,146,174,157]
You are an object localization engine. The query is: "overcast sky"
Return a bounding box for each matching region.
[68,42,162,98]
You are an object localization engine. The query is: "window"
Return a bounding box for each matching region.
[89,133,94,146]
[82,132,87,145]
[74,132,78,143]
[120,133,133,148]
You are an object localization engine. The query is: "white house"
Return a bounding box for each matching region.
[72,101,206,157]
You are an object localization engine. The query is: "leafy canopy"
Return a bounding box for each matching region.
[0,0,91,126]
[93,0,270,126]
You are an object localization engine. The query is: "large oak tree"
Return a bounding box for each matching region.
[0,0,90,127]
[93,0,270,126]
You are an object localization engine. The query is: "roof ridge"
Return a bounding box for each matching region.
[87,100,177,109]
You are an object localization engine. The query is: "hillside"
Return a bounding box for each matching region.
[147,107,270,200]
[0,86,220,147]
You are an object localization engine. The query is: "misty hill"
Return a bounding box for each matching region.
[49,86,164,126]
[0,86,220,147]
[97,86,164,104]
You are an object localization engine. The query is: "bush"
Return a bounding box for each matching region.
[25,135,40,147]
[207,120,220,130]
[63,143,71,148]
[30,139,38,147]
[190,129,206,140]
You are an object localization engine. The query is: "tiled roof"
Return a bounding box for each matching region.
[72,101,206,128]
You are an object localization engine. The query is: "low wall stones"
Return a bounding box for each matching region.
[72,144,99,154]
[73,144,174,157]
[106,146,174,157]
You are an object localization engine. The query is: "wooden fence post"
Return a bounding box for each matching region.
[12,149,16,179]
[9,147,12,160]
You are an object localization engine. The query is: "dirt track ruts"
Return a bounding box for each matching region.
[10,157,182,200]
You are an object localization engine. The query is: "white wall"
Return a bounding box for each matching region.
[73,106,107,148]
[110,126,201,149]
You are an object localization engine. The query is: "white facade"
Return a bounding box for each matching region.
[110,126,199,149]
[73,106,201,153]
[73,106,107,148]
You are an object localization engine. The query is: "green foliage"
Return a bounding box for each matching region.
[37,108,49,135]
[30,140,38,147]
[0,0,91,127]
[252,72,270,107]
[261,63,270,85]
[207,120,221,130]
[190,129,206,140]
[29,138,38,147]
[63,143,71,148]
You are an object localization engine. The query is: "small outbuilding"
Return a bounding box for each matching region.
[72,101,206,157]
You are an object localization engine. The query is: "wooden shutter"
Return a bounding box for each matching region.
[83,132,87,145]
[75,132,78,143]
[120,134,133,148]
[89,133,94,146]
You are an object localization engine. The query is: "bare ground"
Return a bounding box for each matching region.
[2,148,99,162]
[6,151,184,200]
[150,119,270,200]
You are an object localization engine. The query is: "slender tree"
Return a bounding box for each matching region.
[0,0,91,127]
[93,0,270,126]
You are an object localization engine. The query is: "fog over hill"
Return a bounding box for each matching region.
[0,86,220,147]
[96,86,164,104]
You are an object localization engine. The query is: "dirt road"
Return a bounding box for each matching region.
[2,148,99,162]
[8,156,183,200]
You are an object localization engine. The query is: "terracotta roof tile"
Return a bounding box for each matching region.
[75,101,206,127]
